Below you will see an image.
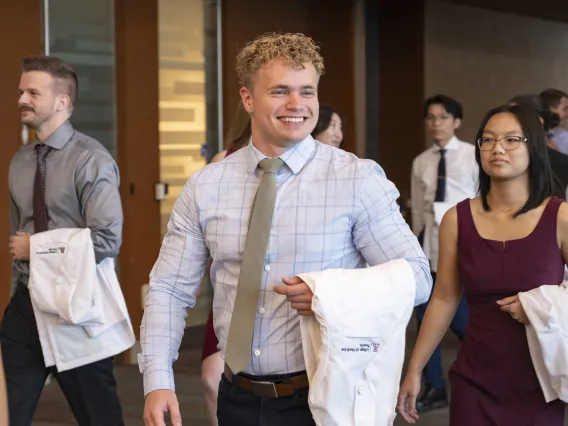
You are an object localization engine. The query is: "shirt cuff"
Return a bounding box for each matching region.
[143,368,176,397]
[139,355,176,396]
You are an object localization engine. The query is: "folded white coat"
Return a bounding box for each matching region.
[28,228,135,372]
[519,282,568,403]
[298,259,416,426]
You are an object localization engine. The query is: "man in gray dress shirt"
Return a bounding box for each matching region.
[2,56,124,426]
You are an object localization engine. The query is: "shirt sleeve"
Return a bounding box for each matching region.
[470,153,480,198]
[353,162,432,305]
[138,173,209,396]
[75,149,123,262]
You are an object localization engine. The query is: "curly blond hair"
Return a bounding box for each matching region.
[236,32,325,88]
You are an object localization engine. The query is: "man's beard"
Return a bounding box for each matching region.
[20,109,46,130]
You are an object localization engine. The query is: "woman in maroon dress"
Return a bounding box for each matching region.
[398,103,568,425]
[201,102,251,426]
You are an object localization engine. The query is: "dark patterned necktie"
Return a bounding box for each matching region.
[33,144,51,233]
[435,148,446,202]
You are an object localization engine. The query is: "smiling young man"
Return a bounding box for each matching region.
[140,32,431,426]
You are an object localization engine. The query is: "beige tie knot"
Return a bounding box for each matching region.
[259,158,284,175]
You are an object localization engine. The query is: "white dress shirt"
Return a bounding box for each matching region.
[299,259,415,426]
[139,136,432,395]
[411,136,478,271]
[551,127,568,156]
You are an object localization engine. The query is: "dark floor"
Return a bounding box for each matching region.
[32,318,458,426]
[32,346,455,426]
[29,317,568,426]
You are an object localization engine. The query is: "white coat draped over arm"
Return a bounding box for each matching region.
[28,228,135,372]
[519,282,568,403]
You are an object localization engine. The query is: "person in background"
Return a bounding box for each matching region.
[540,89,568,155]
[201,101,251,426]
[509,94,568,198]
[210,102,251,163]
[311,103,343,148]
[410,94,478,412]
[398,103,567,426]
[4,56,124,426]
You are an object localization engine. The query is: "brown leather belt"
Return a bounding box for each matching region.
[223,364,309,398]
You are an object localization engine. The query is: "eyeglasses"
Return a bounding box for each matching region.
[476,136,527,151]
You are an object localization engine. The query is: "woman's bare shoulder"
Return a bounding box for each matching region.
[557,200,568,229]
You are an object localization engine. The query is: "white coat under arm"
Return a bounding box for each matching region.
[28,228,135,372]
[297,259,416,426]
[518,282,568,403]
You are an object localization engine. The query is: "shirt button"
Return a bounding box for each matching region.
[259,307,265,314]
[254,349,261,357]
[264,265,271,271]
[357,386,365,395]
[56,278,63,284]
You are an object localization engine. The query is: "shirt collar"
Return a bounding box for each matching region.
[431,135,459,152]
[246,134,316,175]
[35,121,74,150]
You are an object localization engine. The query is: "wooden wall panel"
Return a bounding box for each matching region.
[307,0,356,154]
[0,3,42,315]
[115,0,161,341]
[426,0,568,144]
[443,0,568,24]
[377,2,426,202]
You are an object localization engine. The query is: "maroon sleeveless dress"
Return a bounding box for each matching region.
[449,197,566,425]
[201,309,218,361]
[201,144,244,361]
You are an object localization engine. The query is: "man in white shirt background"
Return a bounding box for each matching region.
[410,94,478,412]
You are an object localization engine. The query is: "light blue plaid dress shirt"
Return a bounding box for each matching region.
[139,135,432,395]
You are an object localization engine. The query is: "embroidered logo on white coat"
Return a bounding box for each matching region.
[341,342,381,353]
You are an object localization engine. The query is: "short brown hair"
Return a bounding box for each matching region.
[22,56,78,106]
[236,32,325,88]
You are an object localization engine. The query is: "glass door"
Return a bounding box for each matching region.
[158,0,221,327]
[46,0,117,159]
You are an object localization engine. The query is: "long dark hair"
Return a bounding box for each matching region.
[475,104,556,217]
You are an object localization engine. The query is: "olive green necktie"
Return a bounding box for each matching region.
[225,158,284,373]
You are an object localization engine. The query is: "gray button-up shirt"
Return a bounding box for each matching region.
[9,120,123,291]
